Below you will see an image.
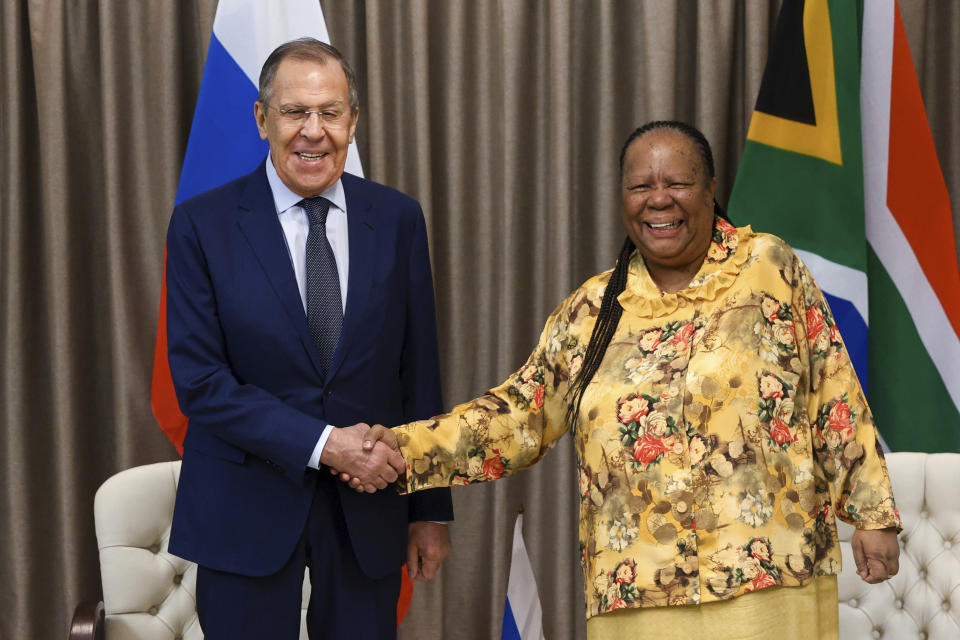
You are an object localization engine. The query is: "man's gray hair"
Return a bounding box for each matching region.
[257,37,359,111]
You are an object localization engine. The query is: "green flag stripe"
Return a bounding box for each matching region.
[867,245,960,452]
[729,140,863,270]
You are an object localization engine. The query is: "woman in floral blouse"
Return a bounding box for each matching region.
[361,121,901,639]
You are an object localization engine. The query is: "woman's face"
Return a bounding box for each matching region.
[620,130,717,276]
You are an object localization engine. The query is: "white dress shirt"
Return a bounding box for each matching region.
[266,158,347,469]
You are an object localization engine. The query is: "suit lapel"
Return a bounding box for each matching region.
[235,164,326,378]
[326,174,375,382]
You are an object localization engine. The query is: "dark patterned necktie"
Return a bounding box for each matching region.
[302,197,342,376]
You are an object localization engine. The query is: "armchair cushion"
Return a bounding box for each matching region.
[95,461,201,640]
[838,452,960,640]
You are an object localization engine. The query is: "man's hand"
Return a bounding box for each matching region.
[407,522,451,581]
[851,527,900,584]
[330,424,403,491]
[319,423,404,493]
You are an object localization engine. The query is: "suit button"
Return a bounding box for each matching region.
[324,388,333,397]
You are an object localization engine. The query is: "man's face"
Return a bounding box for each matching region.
[254,57,359,197]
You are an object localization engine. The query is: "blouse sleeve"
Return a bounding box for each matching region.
[393,290,583,493]
[792,256,902,531]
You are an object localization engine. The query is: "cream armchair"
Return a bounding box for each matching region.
[69,461,310,640]
[838,452,960,639]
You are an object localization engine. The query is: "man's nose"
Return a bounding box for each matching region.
[299,112,326,138]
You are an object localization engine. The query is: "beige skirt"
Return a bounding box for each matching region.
[586,575,838,640]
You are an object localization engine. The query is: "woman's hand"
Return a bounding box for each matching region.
[851,527,900,583]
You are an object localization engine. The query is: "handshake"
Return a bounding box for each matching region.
[319,423,403,493]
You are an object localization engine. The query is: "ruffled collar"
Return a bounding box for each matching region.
[617,218,752,318]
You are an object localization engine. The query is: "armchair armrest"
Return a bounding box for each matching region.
[68,600,104,640]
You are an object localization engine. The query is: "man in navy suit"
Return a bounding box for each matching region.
[165,38,453,639]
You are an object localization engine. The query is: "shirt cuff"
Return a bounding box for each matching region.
[308,424,335,469]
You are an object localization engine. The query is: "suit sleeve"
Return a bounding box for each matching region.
[165,205,324,483]
[400,207,454,522]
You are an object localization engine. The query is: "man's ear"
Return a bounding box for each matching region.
[254,101,268,140]
[347,107,359,144]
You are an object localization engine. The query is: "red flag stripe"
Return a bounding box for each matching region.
[397,566,414,625]
[151,247,189,455]
[885,4,960,336]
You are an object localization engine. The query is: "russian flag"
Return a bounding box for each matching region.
[501,512,545,640]
[150,0,417,624]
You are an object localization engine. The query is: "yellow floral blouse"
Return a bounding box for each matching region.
[394,218,901,620]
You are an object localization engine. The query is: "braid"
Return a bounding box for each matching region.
[566,236,635,429]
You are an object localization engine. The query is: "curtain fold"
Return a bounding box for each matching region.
[1,1,957,638]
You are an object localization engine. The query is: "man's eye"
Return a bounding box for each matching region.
[283,109,307,118]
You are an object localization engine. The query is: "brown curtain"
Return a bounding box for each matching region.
[2,1,957,638]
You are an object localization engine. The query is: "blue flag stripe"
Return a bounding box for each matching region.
[175,34,267,205]
[500,599,521,640]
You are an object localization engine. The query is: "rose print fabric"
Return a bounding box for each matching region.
[394,219,900,620]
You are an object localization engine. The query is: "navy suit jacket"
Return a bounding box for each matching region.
[166,163,453,578]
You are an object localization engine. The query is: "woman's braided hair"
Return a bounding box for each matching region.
[565,121,729,429]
